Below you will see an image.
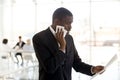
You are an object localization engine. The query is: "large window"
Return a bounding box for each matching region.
[1,0,120,45]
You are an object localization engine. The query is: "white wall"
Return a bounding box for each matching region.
[0,0,4,40]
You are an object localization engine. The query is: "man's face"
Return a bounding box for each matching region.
[60,16,73,32]
[18,36,21,41]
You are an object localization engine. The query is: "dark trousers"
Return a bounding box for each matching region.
[15,52,23,65]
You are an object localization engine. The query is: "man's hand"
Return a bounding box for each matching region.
[55,28,66,52]
[92,65,105,74]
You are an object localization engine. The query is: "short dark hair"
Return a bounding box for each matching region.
[19,36,21,39]
[52,7,73,21]
[2,38,8,44]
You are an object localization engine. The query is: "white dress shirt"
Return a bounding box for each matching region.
[49,26,66,53]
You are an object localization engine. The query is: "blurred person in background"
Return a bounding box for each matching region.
[0,38,11,59]
[23,39,34,53]
[13,36,25,66]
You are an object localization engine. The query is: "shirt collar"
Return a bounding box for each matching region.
[49,26,66,53]
[49,26,56,36]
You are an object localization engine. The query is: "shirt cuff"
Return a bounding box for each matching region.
[91,66,95,74]
[59,49,65,53]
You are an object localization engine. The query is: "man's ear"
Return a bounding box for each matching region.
[54,19,60,25]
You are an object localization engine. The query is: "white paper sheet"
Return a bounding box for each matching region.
[91,54,117,79]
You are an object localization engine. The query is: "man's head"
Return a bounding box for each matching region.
[18,36,22,42]
[26,39,31,45]
[52,7,73,32]
[2,38,8,44]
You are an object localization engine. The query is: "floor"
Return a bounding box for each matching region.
[0,52,39,80]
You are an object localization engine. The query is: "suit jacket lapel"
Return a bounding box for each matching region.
[45,28,59,56]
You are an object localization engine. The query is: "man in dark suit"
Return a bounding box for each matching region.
[32,7,104,80]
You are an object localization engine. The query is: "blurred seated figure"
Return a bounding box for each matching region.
[13,36,25,49]
[23,39,34,53]
[0,38,12,70]
[22,39,35,65]
[13,36,25,66]
[0,38,11,59]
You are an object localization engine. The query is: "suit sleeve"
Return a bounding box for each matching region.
[33,34,66,74]
[71,37,94,76]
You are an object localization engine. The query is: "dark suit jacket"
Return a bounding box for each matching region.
[13,41,25,49]
[33,28,94,80]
